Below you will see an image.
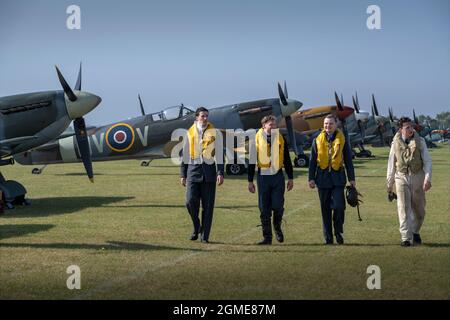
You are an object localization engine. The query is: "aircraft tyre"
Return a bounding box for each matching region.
[226,164,246,176]
[356,150,372,158]
[294,154,309,168]
[0,180,28,209]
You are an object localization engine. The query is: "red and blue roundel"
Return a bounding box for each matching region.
[105,123,135,152]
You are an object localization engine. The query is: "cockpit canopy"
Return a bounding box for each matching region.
[149,104,194,122]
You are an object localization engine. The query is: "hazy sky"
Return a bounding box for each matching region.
[1,0,449,125]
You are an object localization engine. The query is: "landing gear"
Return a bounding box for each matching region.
[0,173,29,210]
[31,165,47,175]
[226,163,246,176]
[141,160,153,167]
[293,154,309,168]
[355,144,373,158]
[356,149,372,158]
[426,140,437,148]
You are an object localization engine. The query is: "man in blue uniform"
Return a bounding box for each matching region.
[248,115,294,245]
[180,107,224,243]
[308,114,355,245]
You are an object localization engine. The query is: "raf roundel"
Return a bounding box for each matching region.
[105,123,135,152]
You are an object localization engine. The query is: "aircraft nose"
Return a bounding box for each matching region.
[65,91,102,120]
[281,99,303,117]
[337,106,354,120]
[356,112,370,123]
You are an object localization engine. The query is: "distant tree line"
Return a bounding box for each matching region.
[417,112,450,129]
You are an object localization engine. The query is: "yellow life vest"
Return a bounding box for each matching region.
[187,122,216,160]
[316,129,345,171]
[255,128,284,170]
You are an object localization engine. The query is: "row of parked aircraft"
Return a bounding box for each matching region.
[15,88,427,173]
[0,63,439,208]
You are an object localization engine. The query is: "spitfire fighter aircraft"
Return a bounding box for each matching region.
[344,93,388,156]
[0,64,101,208]
[296,92,373,158]
[410,109,437,148]
[364,95,395,147]
[15,83,302,176]
[275,92,356,167]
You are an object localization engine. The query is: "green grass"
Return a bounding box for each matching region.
[1,145,449,300]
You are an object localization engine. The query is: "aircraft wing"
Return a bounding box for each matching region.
[0,136,38,148]
[362,134,377,143]
[0,136,38,156]
[0,136,38,149]
[57,132,75,140]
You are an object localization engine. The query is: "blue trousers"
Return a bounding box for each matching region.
[256,170,285,238]
[318,187,345,241]
[186,180,216,241]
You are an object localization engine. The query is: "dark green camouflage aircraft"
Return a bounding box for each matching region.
[0,64,101,208]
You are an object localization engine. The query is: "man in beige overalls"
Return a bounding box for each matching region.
[387,117,432,247]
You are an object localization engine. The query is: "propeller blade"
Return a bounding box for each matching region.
[355,91,360,110]
[75,62,82,91]
[357,120,365,140]
[390,110,397,135]
[278,82,288,106]
[413,109,418,124]
[358,122,363,138]
[55,65,77,102]
[334,92,344,111]
[388,107,394,122]
[73,117,94,182]
[372,94,379,116]
[285,115,299,155]
[283,81,288,99]
[341,93,344,106]
[138,94,146,116]
[378,127,384,146]
[352,95,360,113]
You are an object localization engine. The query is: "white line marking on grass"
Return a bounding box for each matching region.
[72,201,313,299]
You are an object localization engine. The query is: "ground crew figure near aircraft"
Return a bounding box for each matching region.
[248,115,294,245]
[387,117,432,247]
[308,114,355,245]
[180,107,224,243]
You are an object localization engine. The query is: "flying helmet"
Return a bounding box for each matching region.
[345,185,363,221]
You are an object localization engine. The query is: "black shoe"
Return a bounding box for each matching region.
[325,239,333,245]
[189,232,198,241]
[257,238,272,245]
[413,233,422,245]
[275,232,284,243]
[273,216,284,243]
[401,240,411,247]
[336,234,344,245]
[201,239,209,243]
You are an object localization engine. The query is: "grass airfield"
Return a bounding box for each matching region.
[0,145,449,300]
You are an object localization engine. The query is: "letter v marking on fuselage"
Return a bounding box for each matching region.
[91,133,105,153]
[136,126,149,147]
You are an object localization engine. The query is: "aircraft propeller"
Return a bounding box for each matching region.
[138,94,146,116]
[371,94,385,146]
[56,63,97,182]
[335,92,348,133]
[413,109,423,132]
[352,93,366,140]
[388,107,397,135]
[278,81,301,157]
